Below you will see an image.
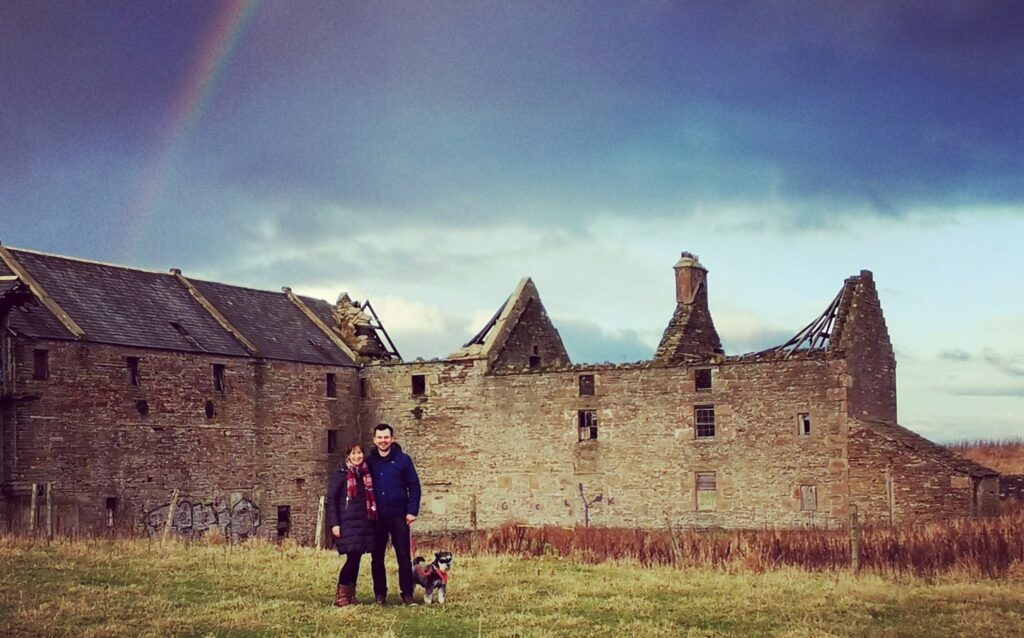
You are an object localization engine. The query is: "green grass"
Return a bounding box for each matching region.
[2,536,1023,637]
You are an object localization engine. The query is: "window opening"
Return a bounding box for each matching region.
[359,378,367,399]
[695,368,712,391]
[801,485,818,511]
[213,364,225,392]
[578,410,598,441]
[33,349,49,380]
[277,505,291,539]
[204,400,215,419]
[135,400,149,416]
[412,406,423,420]
[106,497,117,527]
[126,357,141,386]
[327,429,338,453]
[326,373,337,398]
[695,405,716,438]
[696,472,717,510]
[411,374,426,396]
[798,413,812,436]
[529,355,541,369]
[579,374,595,396]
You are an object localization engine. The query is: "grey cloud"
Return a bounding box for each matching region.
[947,385,1024,399]
[554,319,653,364]
[939,349,973,362]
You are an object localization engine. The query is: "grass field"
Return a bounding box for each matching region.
[2,534,1024,638]
[949,439,1024,475]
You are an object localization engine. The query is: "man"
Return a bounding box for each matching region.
[367,422,421,606]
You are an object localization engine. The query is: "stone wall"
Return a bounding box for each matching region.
[0,337,358,542]
[492,298,569,372]
[360,354,852,532]
[1000,474,1024,501]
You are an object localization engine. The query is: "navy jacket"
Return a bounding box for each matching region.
[367,443,421,518]
[325,466,376,554]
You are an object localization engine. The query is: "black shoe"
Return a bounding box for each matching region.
[401,593,418,606]
[375,594,387,606]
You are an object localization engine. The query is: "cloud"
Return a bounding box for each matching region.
[939,348,973,362]
[935,348,1024,377]
[947,385,1024,399]
[553,318,653,364]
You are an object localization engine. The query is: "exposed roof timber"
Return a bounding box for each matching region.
[462,295,510,348]
[171,269,260,357]
[758,285,845,358]
[0,243,85,339]
[360,299,401,360]
[282,287,361,363]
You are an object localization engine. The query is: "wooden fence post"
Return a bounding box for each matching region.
[45,482,53,541]
[162,489,180,544]
[314,495,326,550]
[29,483,38,535]
[849,503,861,573]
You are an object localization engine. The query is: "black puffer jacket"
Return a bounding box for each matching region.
[325,466,377,554]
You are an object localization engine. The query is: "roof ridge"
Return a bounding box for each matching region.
[5,245,174,277]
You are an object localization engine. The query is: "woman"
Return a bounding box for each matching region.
[325,443,378,606]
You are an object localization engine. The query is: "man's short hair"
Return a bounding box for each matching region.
[374,423,394,436]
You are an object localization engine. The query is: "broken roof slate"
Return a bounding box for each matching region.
[189,279,355,366]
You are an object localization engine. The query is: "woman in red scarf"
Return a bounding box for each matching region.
[326,443,378,606]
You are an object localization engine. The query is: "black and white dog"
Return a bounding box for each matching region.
[413,551,453,604]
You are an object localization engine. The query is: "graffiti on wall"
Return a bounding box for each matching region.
[143,495,260,540]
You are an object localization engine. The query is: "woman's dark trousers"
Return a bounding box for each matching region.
[338,552,362,586]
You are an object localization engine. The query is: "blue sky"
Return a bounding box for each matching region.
[2,1,1022,441]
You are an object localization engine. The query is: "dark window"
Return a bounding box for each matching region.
[213,364,225,392]
[204,400,215,419]
[135,400,149,416]
[696,472,717,510]
[579,374,595,396]
[326,373,337,398]
[695,368,712,391]
[33,349,49,380]
[411,374,426,396]
[578,410,598,441]
[127,357,141,386]
[106,497,118,528]
[798,413,812,436]
[529,355,541,369]
[412,406,424,420]
[695,405,715,438]
[359,378,367,399]
[801,485,818,511]
[327,429,338,453]
[277,505,291,539]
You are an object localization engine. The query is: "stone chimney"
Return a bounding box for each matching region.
[674,251,707,304]
[655,251,723,362]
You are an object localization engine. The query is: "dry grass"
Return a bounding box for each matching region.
[949,438,1024,474]
[2,527,1024,637]
[432,510,1024,579]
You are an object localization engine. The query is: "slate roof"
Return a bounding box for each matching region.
[857,419,999,478]
[190,279,354,366]
[1,247,356,366]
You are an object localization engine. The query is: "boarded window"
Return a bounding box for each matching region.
[126,357,141,386]
[213,364,226,392]
[359,378,367,399]
[411,374,426,396]
[696,472,717,510]
[33,349,49,380]
[800,485,818,511]
[326,373,337,398]
[695,405,715,438]
[579,374,595,396]
[578,410,598,441]
[327,429,338,453]
[277,505,291,539]
[695,368,712,391]
[798,413,811,435]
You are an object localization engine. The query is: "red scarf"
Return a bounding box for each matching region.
[346,461,378,521]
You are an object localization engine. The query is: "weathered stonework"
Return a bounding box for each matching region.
[0,246,999,541]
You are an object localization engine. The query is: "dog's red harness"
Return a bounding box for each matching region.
[416,563,449,585]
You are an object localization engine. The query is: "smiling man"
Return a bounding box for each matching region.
[367,423,422,606]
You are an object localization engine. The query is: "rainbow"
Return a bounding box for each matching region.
[122,0,262,260]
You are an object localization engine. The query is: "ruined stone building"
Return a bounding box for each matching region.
[0,244,999,542]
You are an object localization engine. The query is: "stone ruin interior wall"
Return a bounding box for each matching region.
[360,355,850,532]
[1,337,359,544]
[834,273,897,424]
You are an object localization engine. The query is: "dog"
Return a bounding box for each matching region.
[413,551,453,604]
